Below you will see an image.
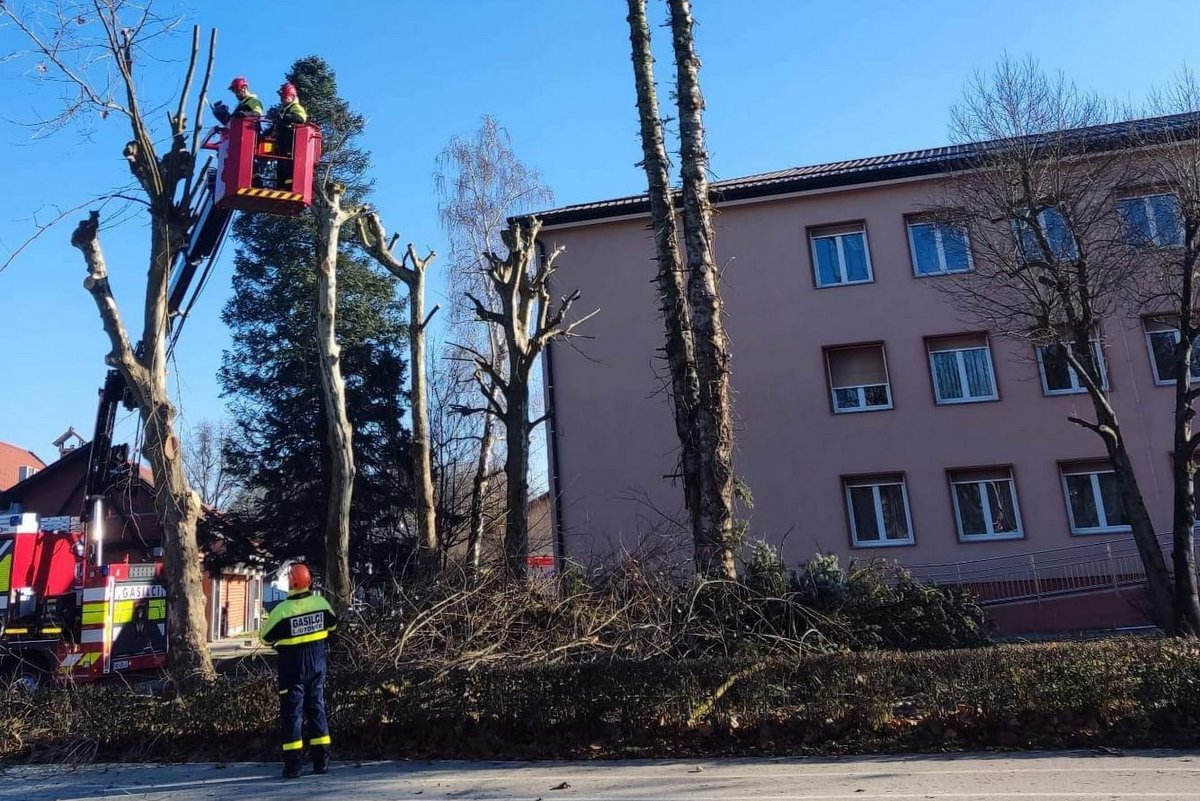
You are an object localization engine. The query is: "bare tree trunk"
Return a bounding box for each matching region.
[357,212,440,575]
[466,410,495,570]
[1172,302,1200,635]
[626,0,704,556]
[668,0,738,580]
[314,183,358,615]
[73,214,215,684]
[503,378,531,577]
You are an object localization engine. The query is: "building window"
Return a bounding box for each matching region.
[16,465,37,482]
[1144,318,1200,385]
[1015,206,1078,262]
[1061,462,1129,534]
[1036,339,1107,395]
[844,474,914,546]
[826,344,892,413]
[907,220,972,276]
[810,224,872,287]
[950,468,1023,541]
[927,334,998,404]
[1117,193,1183,249]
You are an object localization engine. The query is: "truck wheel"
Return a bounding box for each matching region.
[6,656,48,691]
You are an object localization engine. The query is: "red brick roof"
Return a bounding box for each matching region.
[0,441,47,491]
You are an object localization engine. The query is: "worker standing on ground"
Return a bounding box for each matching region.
[259,563,338,779]
[212,76,263,124]
[267,82,309,188]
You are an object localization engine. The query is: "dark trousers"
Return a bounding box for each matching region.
[277,641,330,757]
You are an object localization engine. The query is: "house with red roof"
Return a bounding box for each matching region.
[0,441,45,491]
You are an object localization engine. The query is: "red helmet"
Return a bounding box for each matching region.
[278,82,298,100]
[288,563,311,591]
[228,76,249,92]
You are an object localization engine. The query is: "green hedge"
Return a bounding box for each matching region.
[4,638,1200,762]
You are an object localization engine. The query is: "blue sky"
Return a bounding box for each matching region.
[1,0,1197,461]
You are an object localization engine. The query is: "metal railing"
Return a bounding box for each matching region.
[906,533,1189,605]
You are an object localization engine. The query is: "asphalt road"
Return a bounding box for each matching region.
[5,750,1200,800]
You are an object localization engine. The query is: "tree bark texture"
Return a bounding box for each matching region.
[73,213,214,684]
[668,0,738,579]
[314,184,357,615]
[625,0,705,564]
[467,411,495,570]
[357,212,440,574]
[1172,297,1200,636]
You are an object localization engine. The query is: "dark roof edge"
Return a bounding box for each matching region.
[518,112,1200,230]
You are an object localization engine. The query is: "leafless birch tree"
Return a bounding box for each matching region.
[936,57,1175,630]
[435,117,553,570]
[2,1,217,681]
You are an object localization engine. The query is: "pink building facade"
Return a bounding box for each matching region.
[534,127,1188,632]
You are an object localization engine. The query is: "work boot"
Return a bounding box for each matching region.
[312,746,329,775]
[282,756,302,780]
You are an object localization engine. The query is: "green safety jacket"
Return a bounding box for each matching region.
[272,100,308,126]
[234,93,264,117]
[259,589,338,648]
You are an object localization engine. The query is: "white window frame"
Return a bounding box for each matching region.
[907,220,973,277]
[844,476,915,547]
[1061,467,1130,535]
[826,346,892,414]
[1035,339,1108,396]
[810,226,873,288]
[1143,323,1200,386]
[1117,193,1182,250]
[950,470,1024,542]
[927,343,999,405]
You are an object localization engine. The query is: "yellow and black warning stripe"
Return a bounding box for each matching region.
[236,187,303,201]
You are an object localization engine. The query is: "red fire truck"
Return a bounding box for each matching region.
[0,114,321,687]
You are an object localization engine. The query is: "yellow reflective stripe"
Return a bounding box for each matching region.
[0,554,11,593]
[113,600,135,623]
[234,187,302,200]
[4,627,27,634]
[281,740,304,752]
[279,689,288,695]
[40,627,62,634]
[308,735,331,746]
[82,601,107,625]
[273,630,329,647]
[149,599,166,621]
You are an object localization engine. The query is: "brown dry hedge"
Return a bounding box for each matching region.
[4,637,1200,763]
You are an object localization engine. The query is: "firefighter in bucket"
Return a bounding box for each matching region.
[260,563,338,779]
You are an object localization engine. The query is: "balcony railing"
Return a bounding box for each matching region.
[905,533,1188,606]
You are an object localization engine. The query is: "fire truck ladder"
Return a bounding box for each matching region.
[82,168,234,555]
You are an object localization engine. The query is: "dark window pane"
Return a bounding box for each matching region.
[1098,472,1127,527]
[941,226,971,272]
[834,388,860,410]
[986,480,1020,534]
[1066,474,1100,529]
[1150,194,1183,247]
[877,484,910,540]
[1119,197,1152,248]
[850,487,880,541]
[863,384,890,407]
[813,237,841,286]
[911,223,942,275]
[1041,344,1073,391]
[962,348,995,398]
[955,483,987,537]
[1150,331,1179,381]
[842,233,870,282]
[932,351,963,401]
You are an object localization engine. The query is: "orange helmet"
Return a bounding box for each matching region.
[278,82,298,100]
[228,76,249,92]
[288,563,311,591]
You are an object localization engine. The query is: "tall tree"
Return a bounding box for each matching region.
[668,0,738,579]
[626,0,737,577]
[463,220,591,577]
[184,419,241,510]
[358,211,440,574]
[938,57,1175,630]
[2,2,217,683]
[220,57,412,594]
[1134,75,1200,635]
[434,116,553,569]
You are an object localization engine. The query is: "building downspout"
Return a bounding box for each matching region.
[536,238,568,572]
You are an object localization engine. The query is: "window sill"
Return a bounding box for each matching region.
[851,538,915,549]
[1069,526,1133,536]
[934,396,999,406]
[958,532,1024,543]
[913,269,971,279]
[815,278,875,289]
[1042,387,1092,397]
[833,404,894,415]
